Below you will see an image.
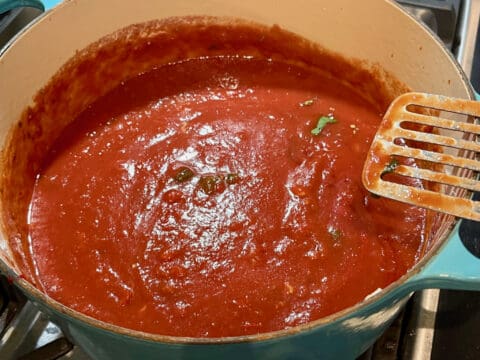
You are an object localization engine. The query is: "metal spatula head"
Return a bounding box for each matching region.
[362,92,480,221]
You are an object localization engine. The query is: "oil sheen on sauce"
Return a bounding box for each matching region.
[28,56,427,337]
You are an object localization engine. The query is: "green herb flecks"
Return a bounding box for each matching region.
[299,99,315,107]
[198,175,223,195]
[381,157,399,176]
[225,173,240,184]
[173,167,195,182]
[328,227,342,242]
[311,115,337,135]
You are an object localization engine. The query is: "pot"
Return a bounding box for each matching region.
[0,0,479,359]
[0,0,43,14]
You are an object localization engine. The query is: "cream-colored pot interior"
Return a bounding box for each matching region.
[0,0,473,295]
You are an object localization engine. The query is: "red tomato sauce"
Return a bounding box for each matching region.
[28,56,427,337]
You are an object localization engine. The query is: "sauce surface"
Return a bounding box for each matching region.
[28,56,427,337]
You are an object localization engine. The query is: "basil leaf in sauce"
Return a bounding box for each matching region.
[311,116,337,135]
[174,167,195,182]
[381,157,399,176]
[225,173,240,184]
[199,175,223,195]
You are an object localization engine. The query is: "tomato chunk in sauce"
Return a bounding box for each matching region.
[28,56,427,337]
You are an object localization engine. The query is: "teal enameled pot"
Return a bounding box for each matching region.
[0,0,479,359]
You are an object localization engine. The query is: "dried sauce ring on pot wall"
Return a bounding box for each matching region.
[0,1,479,359]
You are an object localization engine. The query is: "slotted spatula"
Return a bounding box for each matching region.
[362,92,480,221]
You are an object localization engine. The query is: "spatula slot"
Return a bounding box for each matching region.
[398,119,475,140]
[390,135,480,163]
[404,99,480,120]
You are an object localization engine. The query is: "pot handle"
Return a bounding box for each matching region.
[407,223,480,291]
[0,0,44,14]
[406,89,480,291]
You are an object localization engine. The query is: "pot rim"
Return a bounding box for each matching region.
[0,0,475,345]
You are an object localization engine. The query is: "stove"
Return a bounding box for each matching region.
[0,1,479,359]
